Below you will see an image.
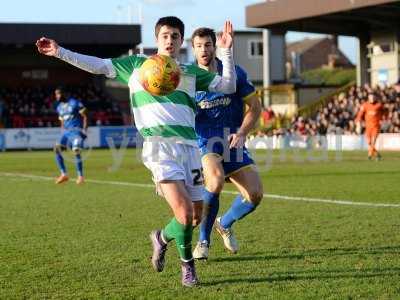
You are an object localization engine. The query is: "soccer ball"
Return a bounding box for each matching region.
[139,54,181,96]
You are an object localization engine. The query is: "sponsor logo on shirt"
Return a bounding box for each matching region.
[198,96,231,109]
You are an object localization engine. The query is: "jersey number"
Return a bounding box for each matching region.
[191,168,204,186]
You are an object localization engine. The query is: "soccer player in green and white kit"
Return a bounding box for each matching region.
[36,17,236,287]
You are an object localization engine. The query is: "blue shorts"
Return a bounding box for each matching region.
[198,137,254,177]
[58,131,86,150]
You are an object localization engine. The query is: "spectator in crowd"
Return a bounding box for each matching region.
[4,82,400,135]
[261,107,275,127]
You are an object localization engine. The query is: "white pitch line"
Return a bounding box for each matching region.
[1,172,400,208]
[222,189,400,208]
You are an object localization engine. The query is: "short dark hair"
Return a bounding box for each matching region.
[191,27,216,47]
[54,86,64,94]
[155,16,184,39]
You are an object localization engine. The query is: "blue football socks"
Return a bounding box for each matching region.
[220,194,256,229]
[199,189,220,244]
[75,154,83,177]
[55,152,66,174]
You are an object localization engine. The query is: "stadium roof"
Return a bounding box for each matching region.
[0,23,141,47]
[0,23,141,58]
[0,23,141,45]
[246,0,400,36]
[233,30,263,34]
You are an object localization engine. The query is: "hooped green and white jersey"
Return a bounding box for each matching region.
[111,55,219,146]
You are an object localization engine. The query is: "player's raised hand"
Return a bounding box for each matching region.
[217,20,233,49]
[36,37,59,56]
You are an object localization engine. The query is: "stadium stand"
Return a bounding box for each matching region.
[258,83,400,137]
[0,84,125,128]
[0,23,141,129]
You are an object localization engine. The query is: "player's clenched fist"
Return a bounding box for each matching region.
[36,37,59,56]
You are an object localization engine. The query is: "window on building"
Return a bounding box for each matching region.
[368,42,395,55]
[248,40,263,58]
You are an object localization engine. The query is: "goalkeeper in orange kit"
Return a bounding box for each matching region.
[355,92,385,160]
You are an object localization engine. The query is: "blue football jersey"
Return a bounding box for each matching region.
[56,98,85,130]
[195,59,256,139]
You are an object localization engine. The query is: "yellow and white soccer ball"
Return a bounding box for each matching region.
[139,54,181,96]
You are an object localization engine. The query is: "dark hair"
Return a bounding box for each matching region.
[54,86,64,94]
[191,27,216,47]
[155,16,184,39]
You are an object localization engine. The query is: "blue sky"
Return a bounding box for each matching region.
[1,0,356,62]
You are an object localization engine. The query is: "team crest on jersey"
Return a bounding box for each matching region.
[60,103,72,113]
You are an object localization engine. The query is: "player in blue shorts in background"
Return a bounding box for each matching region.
[54,87,88,185]
[191,28,264,259]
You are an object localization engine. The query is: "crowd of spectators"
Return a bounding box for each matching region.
[0,84,125,128]
[259,83,400,137]
[3,83,400,135]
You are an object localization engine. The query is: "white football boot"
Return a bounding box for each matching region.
[214,217,238,254]
[193,240,209,260]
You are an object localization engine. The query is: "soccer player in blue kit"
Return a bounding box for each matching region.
[191,28,264,259]
[53,87,88,185]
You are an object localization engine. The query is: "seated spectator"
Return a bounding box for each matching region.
[261,107,275,127]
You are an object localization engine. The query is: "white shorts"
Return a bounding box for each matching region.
[142,140,204,202]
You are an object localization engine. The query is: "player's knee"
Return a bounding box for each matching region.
[192,215,202,227]
[247,186,264,206]
[176,207,193,226]
[73,148,81,155]
[192,202,203,227]
[53,145,62,153]
[205,175,224,193]
[181,214,193,226]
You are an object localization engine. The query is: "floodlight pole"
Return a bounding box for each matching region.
[138,3,144,55]
[262,29,271,107]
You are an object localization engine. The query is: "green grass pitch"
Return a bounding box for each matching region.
[1,149,400,299]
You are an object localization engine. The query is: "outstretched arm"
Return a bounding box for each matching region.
[209,21,236,94]
[36,37,116,78]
